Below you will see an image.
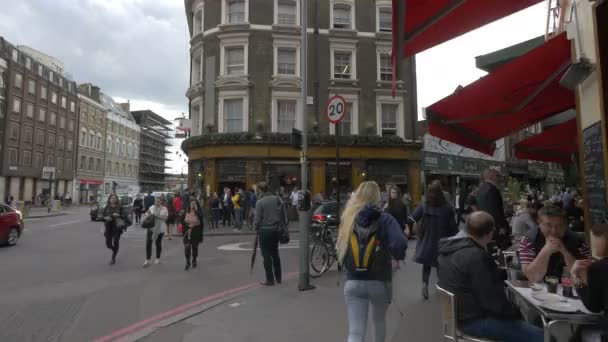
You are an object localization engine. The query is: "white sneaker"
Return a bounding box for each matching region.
[154,259,160,265]
[143,260,151,268]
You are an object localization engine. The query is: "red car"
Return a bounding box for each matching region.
[0,204,23,246]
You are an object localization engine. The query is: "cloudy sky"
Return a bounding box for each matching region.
[0,0,547,173]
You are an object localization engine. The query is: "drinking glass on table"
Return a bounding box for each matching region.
[546,276,559,294]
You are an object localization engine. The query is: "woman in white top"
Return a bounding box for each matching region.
[143,196,168,267]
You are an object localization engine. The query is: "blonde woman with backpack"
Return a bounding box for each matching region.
[337,181,407,342]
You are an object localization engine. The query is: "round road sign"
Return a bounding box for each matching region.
[326,95,347,124]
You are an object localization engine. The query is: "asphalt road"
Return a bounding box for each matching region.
[0,206,302,342]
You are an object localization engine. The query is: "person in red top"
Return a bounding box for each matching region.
[173,193,183,213]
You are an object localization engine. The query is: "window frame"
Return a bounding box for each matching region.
[330,39,357,81]
[376,2,392,32]
[376,95,404,138]
[273,37,301,77]
[12,97,21,114]
[222,0,249,24]
[28,79,36,95]
[193,2,205,36]
[377,45,392,82]
[14,73,23,89]
[270,91,302,133]
[26,102,34,119]
[274,0,300,26]
[218,90,249,133]
[8,148,18,166]
[330,0,355,30]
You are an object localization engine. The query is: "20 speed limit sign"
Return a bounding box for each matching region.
[326,95,347,124]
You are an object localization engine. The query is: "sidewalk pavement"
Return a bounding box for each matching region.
[141,256,443,342]
[24,207,72,219]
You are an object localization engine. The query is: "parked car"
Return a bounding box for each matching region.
[0,204,24,246]
[311,201,339,229]
[90,194,134,221]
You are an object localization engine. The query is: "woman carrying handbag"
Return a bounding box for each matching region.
[142,196,168,268]
[184,199,204,270]
[103,193,131,265]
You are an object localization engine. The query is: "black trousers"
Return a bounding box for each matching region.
[422,264,433,284]
[259,229,282,283]
[210,208,221,229]
[222,207,233,226]
[105,232,121,258]
[134,209,142,223]
[146,230,164,260]
[184,240,200,264]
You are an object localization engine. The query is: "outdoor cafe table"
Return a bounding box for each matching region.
[506,280,603,342]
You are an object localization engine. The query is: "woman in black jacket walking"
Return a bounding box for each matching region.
[184,199,204,270]
[384,186,409,236]
[410,180,458,300]
[103,193,130,265]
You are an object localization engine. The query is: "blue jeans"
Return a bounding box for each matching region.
[234,207,243,229]
[344,280,390,342]
[462,318,544,342]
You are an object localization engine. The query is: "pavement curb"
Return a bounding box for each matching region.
[205,229,299,237]
[25,212,68,219]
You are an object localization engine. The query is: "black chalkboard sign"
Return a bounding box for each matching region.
[583,122,608,224]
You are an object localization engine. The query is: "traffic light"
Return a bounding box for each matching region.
[291,128,302,150]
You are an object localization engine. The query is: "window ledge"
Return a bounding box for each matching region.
[376,80,404,88]
[272,24,301,33]
[375,31,392,40]
[330,78,359,87]
[215,74,252,89]
[329,28,357,37]
[270,75,302,89]
[218,23,251,31]
[186,82,205,98]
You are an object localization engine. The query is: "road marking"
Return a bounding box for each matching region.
[217,240,301,251]
[92,274,296,342]
[49,220,81,227]
[228,302,241,308]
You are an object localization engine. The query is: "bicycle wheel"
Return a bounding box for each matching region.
[310,241,330,278]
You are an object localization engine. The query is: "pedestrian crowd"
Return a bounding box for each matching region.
[336,168,605,342]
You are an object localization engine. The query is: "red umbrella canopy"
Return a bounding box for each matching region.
[394,0,543,57]
[427,33,574,155]
[515,119,578,164]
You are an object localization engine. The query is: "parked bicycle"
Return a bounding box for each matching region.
[310,221,338,278]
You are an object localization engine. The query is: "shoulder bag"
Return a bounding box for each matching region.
[275,196,290,244]
[412,205,426,238]
[141,212,155,229]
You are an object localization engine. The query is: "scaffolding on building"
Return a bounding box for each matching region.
[131,110,173,192]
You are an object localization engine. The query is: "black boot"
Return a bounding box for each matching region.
[422,282,429,300]
[185,262,190,271]
[192,260,197,268]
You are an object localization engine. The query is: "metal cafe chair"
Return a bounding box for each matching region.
[436,285,499,342]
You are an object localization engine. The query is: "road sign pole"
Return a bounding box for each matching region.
[335,122,340,210]
[298,0,314,292]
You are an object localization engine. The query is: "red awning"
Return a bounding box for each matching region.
[427,33,574,155]
[515,119,578,164]
[393,0,543,58]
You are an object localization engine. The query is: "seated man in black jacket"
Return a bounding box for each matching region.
[438,211,543,342]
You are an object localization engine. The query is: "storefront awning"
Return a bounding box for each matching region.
[515,118,578,164]
[393,0,543,58]
[426,33,574,155]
